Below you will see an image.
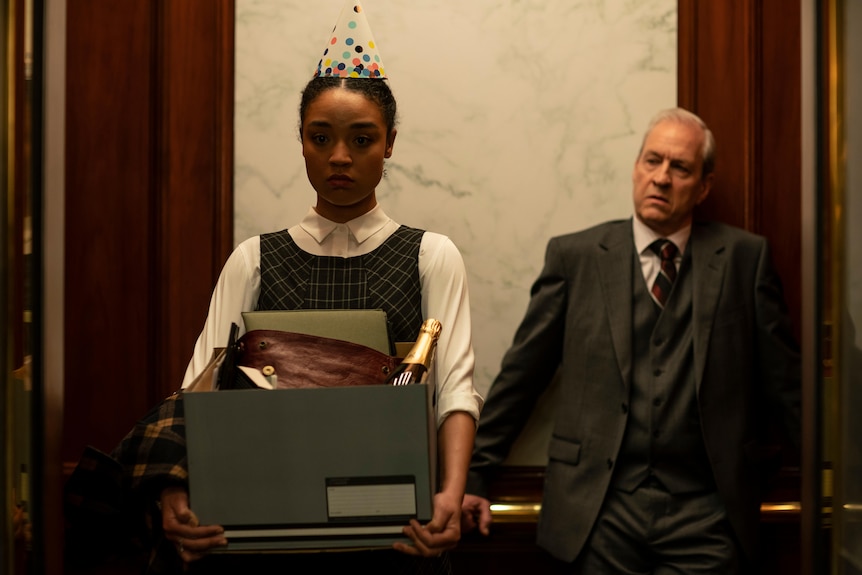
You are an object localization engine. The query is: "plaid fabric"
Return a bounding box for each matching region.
[259,225,424,342]
[111,392,190,495]
[112,392,190,574]
[64,392,191,574]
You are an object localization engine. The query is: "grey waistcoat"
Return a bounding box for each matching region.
[612,249,714,494]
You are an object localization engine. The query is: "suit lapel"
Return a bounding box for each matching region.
[691,223,726,391]
[596,221,635,391]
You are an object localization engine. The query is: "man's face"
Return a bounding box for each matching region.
[632,120,712,236]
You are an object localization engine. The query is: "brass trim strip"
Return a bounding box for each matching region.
[760,502,802,515]
[490,501,805,520]
[490,503,542,523]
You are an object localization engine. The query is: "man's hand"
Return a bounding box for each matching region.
[461,493,492,536]
[159,486,228,563]
[394,490,462,557]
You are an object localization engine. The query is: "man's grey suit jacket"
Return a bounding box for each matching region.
[468,218,801,564]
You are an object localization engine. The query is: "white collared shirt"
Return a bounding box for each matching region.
[181,204,483,426]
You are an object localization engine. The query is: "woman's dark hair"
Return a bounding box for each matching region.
[299,77,398,136]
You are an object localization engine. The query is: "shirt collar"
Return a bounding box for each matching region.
[632,215,691,256]
[299,204,392,246]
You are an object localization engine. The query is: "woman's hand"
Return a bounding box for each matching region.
[159,486,228,562]
[394,489,462,557]
[394,411,475,557]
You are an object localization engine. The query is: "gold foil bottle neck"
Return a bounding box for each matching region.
[420,318,442,340]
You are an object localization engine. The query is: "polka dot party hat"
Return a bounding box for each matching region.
[314,0,386,79]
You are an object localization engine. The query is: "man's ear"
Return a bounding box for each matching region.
[385,129,397,158]
[696,173,714,205]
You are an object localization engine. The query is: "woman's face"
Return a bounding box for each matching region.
[301,87,396,223]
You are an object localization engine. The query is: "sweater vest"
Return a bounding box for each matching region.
[257,226,425,343]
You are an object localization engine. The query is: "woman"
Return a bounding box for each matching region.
[154,75,482,573]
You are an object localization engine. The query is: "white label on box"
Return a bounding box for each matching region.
[326,481,417,518]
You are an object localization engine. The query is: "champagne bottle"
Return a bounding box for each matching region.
[385,318,442,386]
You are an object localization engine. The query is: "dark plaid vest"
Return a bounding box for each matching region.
[257,225,425,343]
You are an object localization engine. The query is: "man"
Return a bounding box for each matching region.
[461,108,801,574]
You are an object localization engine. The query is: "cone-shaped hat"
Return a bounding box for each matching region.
[314,1,386,79]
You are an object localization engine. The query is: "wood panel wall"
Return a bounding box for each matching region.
[678,0,802,340]
[55,0,804,572]
[63,0,234,462]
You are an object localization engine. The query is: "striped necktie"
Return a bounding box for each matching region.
[649,239,678,308]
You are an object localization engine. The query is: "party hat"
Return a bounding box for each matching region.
[314,1,386,79]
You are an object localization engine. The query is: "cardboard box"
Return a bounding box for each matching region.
[184,384,436,552]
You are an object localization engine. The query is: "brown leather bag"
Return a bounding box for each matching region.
[236,329,399,389]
